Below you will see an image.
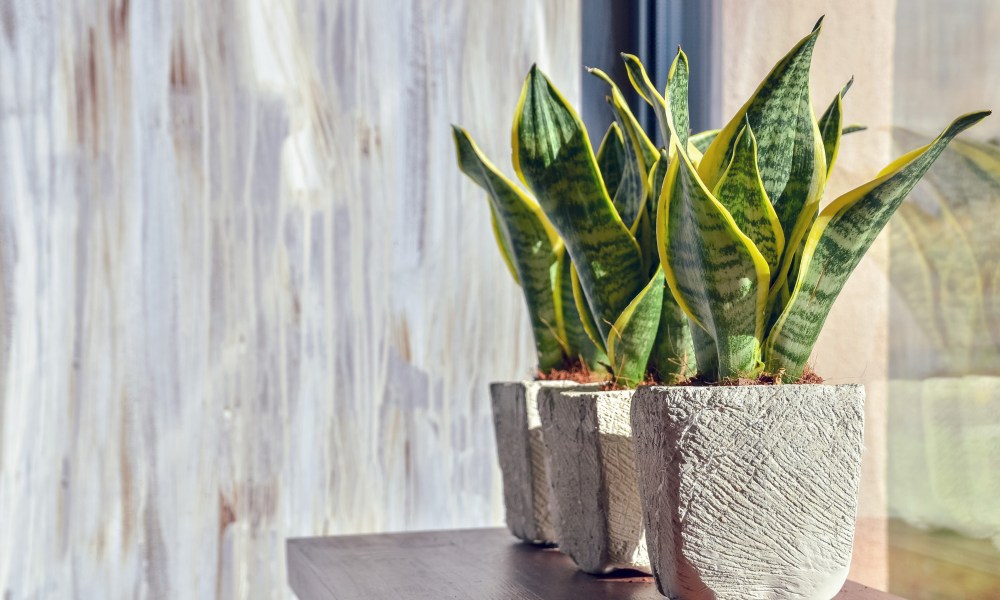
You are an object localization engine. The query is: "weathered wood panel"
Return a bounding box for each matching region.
[0,1,580,597]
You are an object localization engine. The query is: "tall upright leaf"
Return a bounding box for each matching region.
[588,68,655,226]
[690,129,720,154]
[658,140,771,378]
[587,68,658,166]
[665,50,691,152]
[570,264,606,355]
[698,19,827,287]
[512,65,646,345]
[649,279,697,383]
[623,50,691,154]
[713,122,786,272]
[606,269,666,387]
[554,249,609,370]
[818,77,853,178]
[764,111,991,377]
[453,125,565,370]
[596,122,627,199]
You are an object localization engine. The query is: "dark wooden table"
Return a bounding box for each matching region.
[287,528,903,599]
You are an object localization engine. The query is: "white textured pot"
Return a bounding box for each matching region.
[490,380,584,544]
[631,384,865,600]
[538,387,649,574]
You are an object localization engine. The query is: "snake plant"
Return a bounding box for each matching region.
[453,127,607,374]
[455,17,988,386]
[647,18,990,380]
[511,63,702,388]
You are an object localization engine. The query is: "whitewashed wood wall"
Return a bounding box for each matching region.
[0,0,580,597]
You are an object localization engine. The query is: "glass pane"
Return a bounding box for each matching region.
[889,2,1000,598]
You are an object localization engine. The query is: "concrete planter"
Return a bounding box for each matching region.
[491,380,584,544]
[538,387,648,574]
[631,384,865,600]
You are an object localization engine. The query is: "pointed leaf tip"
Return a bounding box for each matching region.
[842,76,854,97]
[813,15,825,31]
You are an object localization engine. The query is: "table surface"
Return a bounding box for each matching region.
[287,527,903,599]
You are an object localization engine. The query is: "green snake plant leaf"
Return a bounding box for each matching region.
[555,249,609,370]
[606,268,666,387]
[622,50,691,153]
[699,20,827,294]
[622,53,670,146]
[587,67,658,166]
[488,204,520,284]
[628,149,671,275]
[512,65,647,346]
[842,124,868,135]
[596,122,627,200]
[690,321,720,381]
[713,121,786,272]
[764,110,991,377]
[818,77,853,177]
[657,139,771,378]
[690,129,720,154]
[666,49,691,152]
[453,125,566,370]
[570,263,606,355]
[649,283,697,383]
[588,67,655,226]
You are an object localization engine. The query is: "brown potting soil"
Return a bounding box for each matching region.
[534,358,609,384]
[595,365,826,391]
[679,365,825,387]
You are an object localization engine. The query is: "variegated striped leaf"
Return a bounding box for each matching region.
[587,67,658,166]
[488,204,520,284]
[622,50,691,154]
[764,111,991,377]
[513,65,646,346]
[588,67,655,226]
[818,77,853,177]
[690,320,719,381]
[596,122,626,200]
[555,249,609,371]
[622,53,670,146]
[607,269,666,387]
[453,125,566,370]
[690,129,720,154]
[570,263,606,356]
[649,284,697,383]
[698,20,826,283]
[666,49,691,152]
[631,149,671,274]
[713,122,785,272]
[657,139,771,378]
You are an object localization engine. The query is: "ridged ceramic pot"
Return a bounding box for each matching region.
[631,384,865,600]
[490,380,588,544]
[538,387,649,574]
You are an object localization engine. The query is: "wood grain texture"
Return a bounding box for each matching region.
[538,388,648,574]
[286,528,904,600]
[0,1,580,598]
[631,385,866,600]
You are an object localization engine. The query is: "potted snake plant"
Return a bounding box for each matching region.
[627,19,989,599]
[452,126,609,545]
[508,56,718,571]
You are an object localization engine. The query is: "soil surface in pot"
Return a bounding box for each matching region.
[599,365,825,390]
[535,358,609,384]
